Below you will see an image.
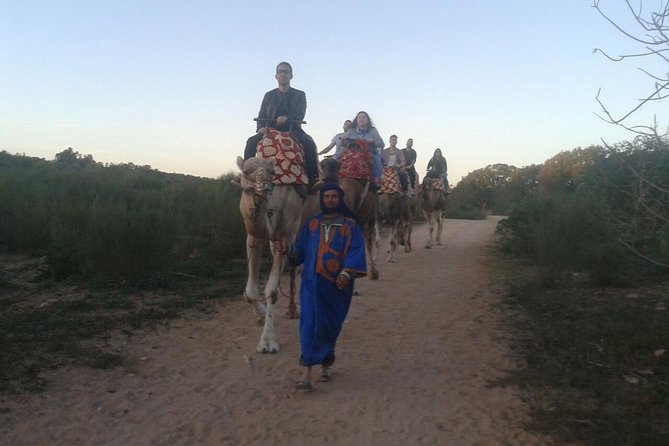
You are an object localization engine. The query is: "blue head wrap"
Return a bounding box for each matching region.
[319,183,355,219]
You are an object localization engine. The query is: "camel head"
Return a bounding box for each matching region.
[320,156,339,183]
[237,156,275,197]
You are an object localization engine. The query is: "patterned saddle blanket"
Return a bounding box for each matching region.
[339,139,372,180]
[256,129,308,185]
[424,177,445,191]
[380,166,402,194]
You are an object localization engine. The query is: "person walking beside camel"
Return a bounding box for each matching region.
[276,183,367,390]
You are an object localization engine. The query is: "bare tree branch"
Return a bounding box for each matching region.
[617,236,669,269]
[593,0,660,44]
[592,0,669,133]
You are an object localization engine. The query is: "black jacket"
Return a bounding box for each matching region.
[256,88,307,131]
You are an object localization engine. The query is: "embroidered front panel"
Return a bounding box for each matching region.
[380,166,401,194]
[256,129,308,185]
[314,221,353,282]
[338,140,372,180]
[426,177,445,191]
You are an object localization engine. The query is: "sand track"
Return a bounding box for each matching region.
[0,217,555,445]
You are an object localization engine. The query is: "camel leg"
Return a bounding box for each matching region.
[387,231,395,263]
[436,214,444,245]
[257,301,278,354]
[387,221,398,263]
[368,221,380,280]
[424,211,434,248]
[405,217,413,253]
[257,242,282,354]
[245,235,266,321]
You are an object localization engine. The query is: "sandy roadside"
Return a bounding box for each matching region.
[0,217,556,446]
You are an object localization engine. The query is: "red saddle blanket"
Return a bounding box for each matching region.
[339,140,372,180]
[380,166,402,194]
[256,129,308,185]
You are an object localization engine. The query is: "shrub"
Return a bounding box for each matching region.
[1,151,246,283]
[497,193,628,285]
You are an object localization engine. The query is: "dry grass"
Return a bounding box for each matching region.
[0,254,244,394]
[497,256,669,445]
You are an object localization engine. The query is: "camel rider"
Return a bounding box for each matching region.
[342,111,384,192]
[382,135,410,196]
[319,120,353,160]
[243,62,323,192]
[425,148,449,194]
[402,138,418,192]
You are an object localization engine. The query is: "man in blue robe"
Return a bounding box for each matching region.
[276,183,367,390]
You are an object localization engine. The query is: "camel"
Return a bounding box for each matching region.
[377,166,407,263]
[398,179,420,253]
[321,156,379,279]
[421,177,448,248]
[237,137,307,353]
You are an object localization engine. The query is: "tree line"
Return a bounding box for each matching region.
[448,135,668,284]
[0,148,245,284]
[2,136,668,287]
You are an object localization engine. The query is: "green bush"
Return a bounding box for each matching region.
[497,193,628,285]
[497,136,668,284]
[443,203,485,220]
[0,150,246,283]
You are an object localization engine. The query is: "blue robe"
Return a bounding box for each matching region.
[289,213,367,367]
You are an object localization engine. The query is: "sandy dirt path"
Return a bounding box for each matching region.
[0,217,555,446]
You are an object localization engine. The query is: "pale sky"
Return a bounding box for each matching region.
[2,1,667,184]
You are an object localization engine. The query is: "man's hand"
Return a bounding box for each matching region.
[257,127,266,134]
[274,239,288,255]
[276,116,288,125]
[336,272,350,290]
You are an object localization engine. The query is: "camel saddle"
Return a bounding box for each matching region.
[380,166,402,195]
[425,177,446,191]
[256,129,308,185]
[339,139,372,180]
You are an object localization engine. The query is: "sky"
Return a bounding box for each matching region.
[2,1,667,185]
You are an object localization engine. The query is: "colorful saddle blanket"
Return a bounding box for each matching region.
[338,139,372,180]
[425,177,445,191]
[256,129,308,185]
[380,166,402,194]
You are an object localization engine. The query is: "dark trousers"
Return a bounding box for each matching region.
[406,167,417,189]
[398,170,409,191]
[244,129,319,180]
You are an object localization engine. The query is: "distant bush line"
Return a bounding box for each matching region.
[492,135,669,285]
[3,134,668,287]
[0,148,246,284]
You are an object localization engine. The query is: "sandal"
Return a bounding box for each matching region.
[318,369,331,382]
[294,379,313,390]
